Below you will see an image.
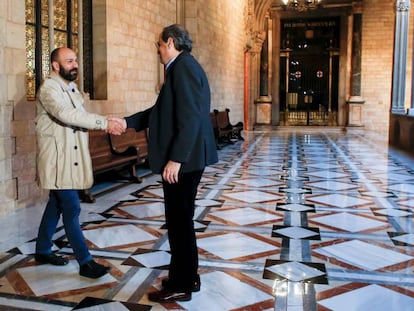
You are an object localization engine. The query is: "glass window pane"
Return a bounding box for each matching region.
[26,0,35,24]
[72,35,79,54]
[54,0,67,31]
[41,0,49,27]
[54,30,67,48]
[26,0,92,99]
[72,0,79,34]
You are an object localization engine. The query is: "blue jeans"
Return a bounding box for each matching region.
[36,189,92,265]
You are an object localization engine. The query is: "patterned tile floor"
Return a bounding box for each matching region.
[1,129,414,310]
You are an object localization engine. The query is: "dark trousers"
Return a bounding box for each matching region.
[162,169,203,292]
[36,189,92,265]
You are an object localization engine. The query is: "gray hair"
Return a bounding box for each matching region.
[161,24,192,52]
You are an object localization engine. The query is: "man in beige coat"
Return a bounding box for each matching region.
[35,47,123,278]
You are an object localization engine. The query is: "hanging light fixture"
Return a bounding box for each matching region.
[282,0,322,11]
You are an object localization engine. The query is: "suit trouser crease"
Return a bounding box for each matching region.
[36,189,92,265]
[163,169,203,292]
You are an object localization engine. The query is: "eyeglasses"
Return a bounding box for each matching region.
[155,40,169,49]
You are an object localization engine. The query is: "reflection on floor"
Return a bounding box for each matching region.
[1,129,414,311]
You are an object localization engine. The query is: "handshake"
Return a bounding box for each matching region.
[106,117,127,135]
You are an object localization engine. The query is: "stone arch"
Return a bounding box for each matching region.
[254,0,272,31]
[245,0,272,129]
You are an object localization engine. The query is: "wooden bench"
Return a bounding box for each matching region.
[79,128,148,203]
[110,128,148,166]
[224,108,244,141]
[210,110,232,149]
[210,111,220,149]
[212,108,244,148]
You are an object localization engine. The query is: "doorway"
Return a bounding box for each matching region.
[279,17,340,126]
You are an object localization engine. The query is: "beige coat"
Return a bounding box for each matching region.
[35,73,108,190]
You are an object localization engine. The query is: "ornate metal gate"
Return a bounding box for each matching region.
[279,17,340,126]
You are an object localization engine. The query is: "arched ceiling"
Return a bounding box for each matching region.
[252,0,363,32]
[254,0,272,30]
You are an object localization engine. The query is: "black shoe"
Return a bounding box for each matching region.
[35,253,69,266]
[148,289,192,303]
[79,260,110,279]
[161,275,201,292]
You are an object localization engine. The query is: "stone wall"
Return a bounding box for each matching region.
[86,0,177,114]
[194,0,247,125]
[360,0,408,139]
[2,0,30,215]
[87,0,247,127]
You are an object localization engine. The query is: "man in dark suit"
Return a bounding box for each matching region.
[120,24,218,302]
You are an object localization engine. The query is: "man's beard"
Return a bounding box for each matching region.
[59,66,78,81]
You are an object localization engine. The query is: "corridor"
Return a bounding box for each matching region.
[0,128,413,310]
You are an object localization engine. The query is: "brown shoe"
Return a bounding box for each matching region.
[148,289,191,303]
[35,253,68,266]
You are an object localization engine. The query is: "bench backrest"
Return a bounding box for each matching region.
[214,109,230,129]
[110,128,148,162]
[134,129,148,160]
[88,130,112,157]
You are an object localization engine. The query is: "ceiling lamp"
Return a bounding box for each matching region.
[282,0,322,11]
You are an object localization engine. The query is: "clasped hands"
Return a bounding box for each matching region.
[106,117,127,135]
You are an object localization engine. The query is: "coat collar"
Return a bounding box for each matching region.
[49,72,77,93]
[166,50,189,72]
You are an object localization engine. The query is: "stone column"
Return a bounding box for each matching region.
[48,0,54,51]
[78,0,84,93]
[408,1,414,116]
[247,34,263,130]
[255,16,272,125]
[391,0,410,114]
[1,0,27,214]
[347,13,365,127]
[259,18,269,97]
[271,9,281,126]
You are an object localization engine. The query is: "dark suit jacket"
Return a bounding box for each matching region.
[125,51,218,174]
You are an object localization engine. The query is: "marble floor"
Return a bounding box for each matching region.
[1,128,414,311]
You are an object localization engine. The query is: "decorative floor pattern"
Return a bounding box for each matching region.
[0,129,414,310]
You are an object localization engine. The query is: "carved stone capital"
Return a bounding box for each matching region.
[247,31,266,53]
[396,0,410,12]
